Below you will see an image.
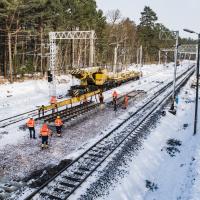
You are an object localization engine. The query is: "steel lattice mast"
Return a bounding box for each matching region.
[48,31,96,97]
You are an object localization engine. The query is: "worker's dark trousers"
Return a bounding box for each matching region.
[29,127,36,138]
[113,98,117,111]
[113,102,117,111]
[38,109,44,117]
[56,126,62,134]
[114,105,117,111]
[42,136,48,145]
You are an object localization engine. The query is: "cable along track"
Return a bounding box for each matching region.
[18,66,194,200]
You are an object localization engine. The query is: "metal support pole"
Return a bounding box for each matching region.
[165,52,168,66]
[189,54,191,61]
[72,38,75,68]
[84,39,87,67]
[8,32,13,83]
[49,32,57,97]
[40,29,43,73]
[194,34,200,135]
[136,48,139,66]
[89,30,95,67]
[139,45,143,75]
[158,50,161,65]
[113,44,118,73]
[123,50,126,66]
[184,53,186,60]
[139,45,143,67]
[172,31,179,103]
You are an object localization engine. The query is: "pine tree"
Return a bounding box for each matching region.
[137,6,158,63]
[139,6,158,28]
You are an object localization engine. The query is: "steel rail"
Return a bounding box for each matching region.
[0,67,185,129]
[21,65,194,200]
[63,67,194,200]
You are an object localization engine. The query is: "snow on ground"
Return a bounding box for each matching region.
[0,74,79,148]
[0,62,194,194]
[0,63,190,149]
[0,74,79,118]
[89,69,200,200]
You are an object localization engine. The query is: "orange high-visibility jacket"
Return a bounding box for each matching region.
[124,95,129,106]
[50,96,57,104]
[55,118,63,126]
[112,91,118,98]
[40,124,50,136]
[27,119,35,127]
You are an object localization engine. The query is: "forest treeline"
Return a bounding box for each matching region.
[0,0,196,82]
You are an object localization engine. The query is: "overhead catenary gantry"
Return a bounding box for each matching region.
[49,30,97,97]
[159,30,197,63]
[179,44,197,60]
[160,44,197,63]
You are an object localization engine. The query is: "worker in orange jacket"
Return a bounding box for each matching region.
[124,94,129,109]
[55,116,63,137]
[40,122,51,149]
[112,90,118,99]
[26,117,36,139]
[112,90,118,111]
[50,96,57,104]
[50,96,57,113]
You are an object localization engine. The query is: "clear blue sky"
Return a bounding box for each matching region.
[96,0,199,39]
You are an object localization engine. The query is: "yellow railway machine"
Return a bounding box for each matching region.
[69,67,140,97]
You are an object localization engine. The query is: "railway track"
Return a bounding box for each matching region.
[0,66,186,129]
[38,102,100,123]
[0,88,144,129]
[16,66,194,200]
[0,87,148,129]
[0,109,38,128]
[42,78,178,125]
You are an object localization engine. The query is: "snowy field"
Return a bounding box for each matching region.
[0,61,196,199]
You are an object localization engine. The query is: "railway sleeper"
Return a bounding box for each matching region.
[83,156,99,163]
[62,106,96,117]
[134,129,141,134]
[49,106,95,122]
[73,171,84,176]
[53,187,67,193]
[62,176,82,183]
[98,149,108,154]
[90,149,107,154]
[40,192,63,200]
[90,148,99,152]
[88,153,104,158]
[37,102,94,121]
[47,111,75,121]
[91,158,98,162]
[63,115,78,122]
[53,186,71,194]
[61,112,72,118]
[83,161,98,168]
[79,166,90,172]
[62,109,95,121]
[93,146,107,151]
[59,181,76,188]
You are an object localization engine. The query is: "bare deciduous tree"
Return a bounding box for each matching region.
[106,9,122,26]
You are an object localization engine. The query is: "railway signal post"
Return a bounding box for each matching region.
[183,28,200,135]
